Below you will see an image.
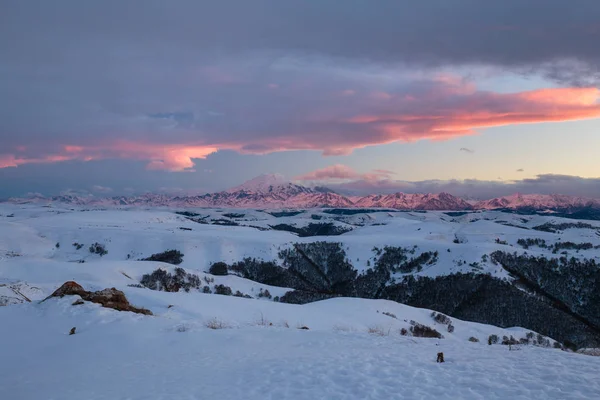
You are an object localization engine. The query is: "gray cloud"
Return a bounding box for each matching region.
[3,1,599,77]
[460,148,475,154]
[517,168,524,172]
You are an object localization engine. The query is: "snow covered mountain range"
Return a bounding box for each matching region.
[6,174,600,211]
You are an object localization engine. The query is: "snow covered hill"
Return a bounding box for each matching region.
[1,203,600,399]
[4,288,599,400]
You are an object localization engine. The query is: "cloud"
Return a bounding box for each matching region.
[3,1,600,85]
[460,147,475,154]
[295,165,395,182]
[325,174,600,199]
[1,143,218,172]
[1,73,599,171]
[517,168,524,172]
[91,185,113,194]
[2,1,600,177]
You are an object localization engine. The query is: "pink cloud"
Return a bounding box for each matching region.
[295,164,395,182]
[1,142,218,172]
[2,80,600,171]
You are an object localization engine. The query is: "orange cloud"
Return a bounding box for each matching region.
[346,87,600,146]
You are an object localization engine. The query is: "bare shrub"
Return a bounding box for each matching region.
[127,283,144,288]
[214,284,232,296]
[140,267,201,292]
[333,324,355,333]
[139,249,183,265]
[381,311,397,319]
[431,312,452,325]
[89,242,107,256]
[205,318,230,330]
[367,325,387,336]
[410,323,443,339]
[209,262,228,276]
[488,334,499,345]
[254,312,272,327]
[468,336,479,343]
[400,328,408,336]
[502,335,519,346]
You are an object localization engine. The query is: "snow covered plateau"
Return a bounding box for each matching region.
[1,203,600,399]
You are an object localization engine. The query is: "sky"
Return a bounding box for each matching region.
[1,0,600,199]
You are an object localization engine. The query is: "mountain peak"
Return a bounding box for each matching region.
[227,173,290,193]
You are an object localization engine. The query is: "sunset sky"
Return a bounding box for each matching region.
[1,0,599,198]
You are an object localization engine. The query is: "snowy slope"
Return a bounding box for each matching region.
[2,275,599,400]
[2,203,600,399]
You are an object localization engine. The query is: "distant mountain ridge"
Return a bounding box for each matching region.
[6,174,600,211]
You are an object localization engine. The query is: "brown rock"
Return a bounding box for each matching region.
[86,287,153,315]
[48,281,87,298]
[44,281,152,316]
[72,299,85,306]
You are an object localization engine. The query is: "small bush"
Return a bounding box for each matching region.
[205,318,230,330]
[553,342,563,349]
[209,262,228,276]
[431,312,452,326]
[73,242,84,250]
[140,267,201,292]
[502,335,519,346]
[140,249,183,265]
[127,283,144,288]
[468,337,479,343]
[447,324,455,333]
[410,323,443,339]
[55,242,60,248]
[214,284,232,296]
[488,334,499,345]
[382,311,397,319]
[202,286,212,294]
[233,290,252,298]
[257,288,272,299]
[400,328,408,336]
[89,242,107,256]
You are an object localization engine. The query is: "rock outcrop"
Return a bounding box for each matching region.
[44,281,152,315]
